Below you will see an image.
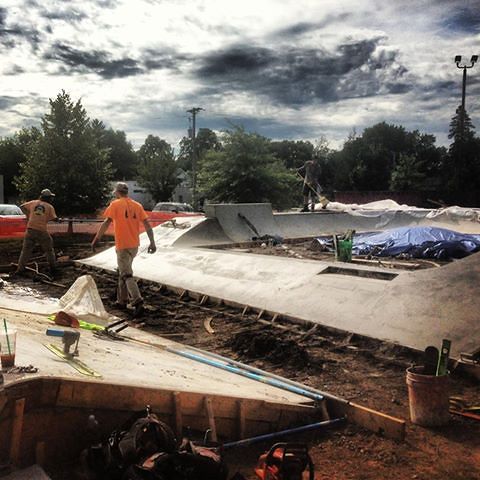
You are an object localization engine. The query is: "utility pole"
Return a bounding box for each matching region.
[186,107,204,210]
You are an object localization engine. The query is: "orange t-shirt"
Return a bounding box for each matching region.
[22,200,57,231]
[104,197,148,250]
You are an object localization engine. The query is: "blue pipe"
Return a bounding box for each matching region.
[223,418,345,449]
[183,345,348,405]
[166,348,324,402]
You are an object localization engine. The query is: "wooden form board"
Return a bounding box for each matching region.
[0,369,407,468]
[0,377,319,468]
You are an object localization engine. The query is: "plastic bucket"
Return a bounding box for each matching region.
[406,366,450,427]
[0,329,17,369]
[336,239,352,262]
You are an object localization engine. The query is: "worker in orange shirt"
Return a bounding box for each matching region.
[14,188,58,277]
[91,182,156,315]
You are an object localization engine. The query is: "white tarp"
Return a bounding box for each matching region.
[0,275,113,325]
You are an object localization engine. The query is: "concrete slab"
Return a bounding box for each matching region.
[77,203,480,359]
[0,307,307,405]
[81,238,480,358]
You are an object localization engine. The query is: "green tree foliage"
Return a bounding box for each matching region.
[332,122,444,191]
[137,135,179,202]
[197,127,297,209]
[91,121,138,179]
[270,140,314,169]
[177,128,221,171]
[445,106,480,192]
[15,91,112,214]
[0,127,40,202]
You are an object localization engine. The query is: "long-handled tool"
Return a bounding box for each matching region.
[93,318,128,341]
[295,171,329,210]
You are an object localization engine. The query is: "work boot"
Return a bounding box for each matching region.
[129,299,145,319]
[48,268,59,280]
[9,269,28,279]
[300,205,309,212]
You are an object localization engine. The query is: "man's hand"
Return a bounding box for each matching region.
[148,242,156,254]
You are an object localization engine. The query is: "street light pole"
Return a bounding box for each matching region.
[455,55,478,134]
[186,107,204,210]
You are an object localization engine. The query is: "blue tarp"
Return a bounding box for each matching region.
[316,227,480,260]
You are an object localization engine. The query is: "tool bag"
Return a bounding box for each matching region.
[122,447,228,480]
[83,410,177,480]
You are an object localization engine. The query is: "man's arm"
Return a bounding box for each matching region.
[91,218,112,251]
[143,219,156,253]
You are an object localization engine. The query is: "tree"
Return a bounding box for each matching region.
[197,127,297,209]
[445,106,480,192]
[0,127,40,202]
[91,121,138,180]
[15,91,112,214]
[269,140,314,169]
[177,128,221,171]
[137,135,179,202]
[331,122,445,192]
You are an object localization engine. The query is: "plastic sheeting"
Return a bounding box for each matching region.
[0,275,114,324]
[316,226,480,259]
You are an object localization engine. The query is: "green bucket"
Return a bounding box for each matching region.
[336,239,352,262]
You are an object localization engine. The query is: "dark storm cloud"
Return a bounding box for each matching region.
[44,43,143,78]
[199,46,275,76]
[443,6,480,32]
[141,48,191,71]
[0,7,41,50]
[196,38,409,106]
[276,14,351,37]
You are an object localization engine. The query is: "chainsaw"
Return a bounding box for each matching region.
[254,443,314,480]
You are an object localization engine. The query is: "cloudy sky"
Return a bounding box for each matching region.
[1,0,479,149]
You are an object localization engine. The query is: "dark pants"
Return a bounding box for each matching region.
[17,228,56,271]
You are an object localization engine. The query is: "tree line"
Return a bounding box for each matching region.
[1,91,479,214]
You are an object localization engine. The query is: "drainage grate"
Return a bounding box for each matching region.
[318,266,398,281]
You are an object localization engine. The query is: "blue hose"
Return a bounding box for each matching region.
[223,417,345,449]
[167,348,324,402]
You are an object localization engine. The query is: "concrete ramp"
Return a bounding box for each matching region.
[81,233,480,357]
[204,203,279,242]
[203,203,480,241]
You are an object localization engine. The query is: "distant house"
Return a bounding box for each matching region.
[171,168,192,204]
[111,168,192,210]
[109,180,154,210]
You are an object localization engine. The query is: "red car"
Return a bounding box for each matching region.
[0,204,27,239]
[147,202,203,226]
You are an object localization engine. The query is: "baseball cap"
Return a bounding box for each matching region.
[40,188,55,197]
[114,182,129,194]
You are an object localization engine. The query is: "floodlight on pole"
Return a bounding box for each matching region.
[454,54,478,112]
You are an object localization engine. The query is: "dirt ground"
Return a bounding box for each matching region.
[1,237,479,480]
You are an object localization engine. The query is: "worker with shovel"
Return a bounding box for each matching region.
[91,182,156,316]
[297,158,321,212]
[13,188,58,277]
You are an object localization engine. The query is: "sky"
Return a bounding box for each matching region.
[0,0,479,150]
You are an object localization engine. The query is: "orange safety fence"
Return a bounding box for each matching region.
[0,211,203,240]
